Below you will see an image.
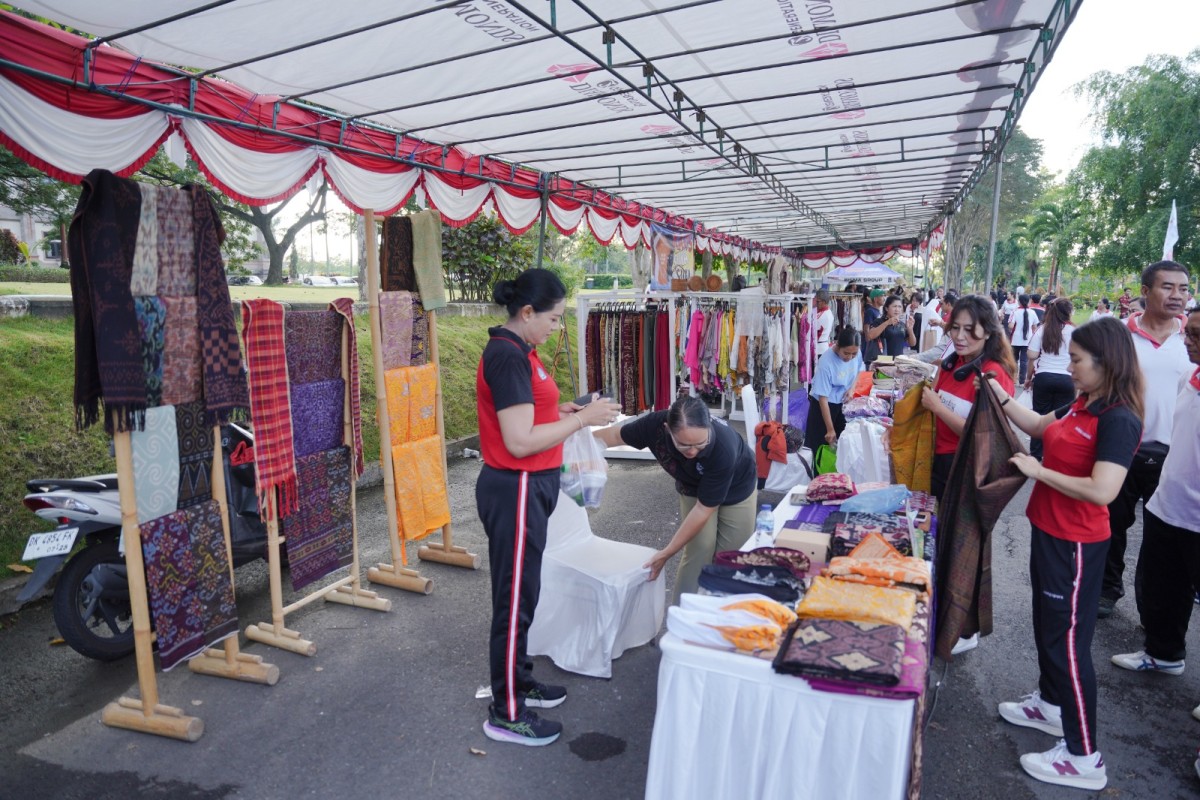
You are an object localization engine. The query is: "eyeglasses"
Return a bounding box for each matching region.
[666,425,710,453]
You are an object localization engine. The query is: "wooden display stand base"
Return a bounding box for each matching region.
[102,696,203,742]
[367,562,434,594]
[418,537,481,570]
[188,647,280,684]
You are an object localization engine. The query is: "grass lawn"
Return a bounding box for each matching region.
[0,306,579,578]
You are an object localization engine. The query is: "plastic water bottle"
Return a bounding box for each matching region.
[753,504,775,548]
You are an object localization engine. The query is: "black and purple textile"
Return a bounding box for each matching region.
[773,618,906,686]
[291,379,346,458]
[281,446,354,591]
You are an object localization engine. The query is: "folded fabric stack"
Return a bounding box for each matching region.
[697,564,803,605]
[668,593,798,656]
[714,547,811,579]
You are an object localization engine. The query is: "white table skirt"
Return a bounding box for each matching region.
[645,633,913,800]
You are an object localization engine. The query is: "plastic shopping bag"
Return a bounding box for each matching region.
[814,444,838,475]
[560,427,608,507]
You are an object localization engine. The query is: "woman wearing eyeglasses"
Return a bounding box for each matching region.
[593,395,758,604]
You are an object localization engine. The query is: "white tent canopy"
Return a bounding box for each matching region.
[0,0,1080,261]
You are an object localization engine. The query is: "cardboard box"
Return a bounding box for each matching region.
[775,528,831,565]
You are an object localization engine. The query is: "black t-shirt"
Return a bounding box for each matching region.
[619,411,757,507]
[864,305,882,363]
[880,322,909,356]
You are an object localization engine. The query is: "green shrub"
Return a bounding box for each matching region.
[0,230,20,264]
[0,265,71,283]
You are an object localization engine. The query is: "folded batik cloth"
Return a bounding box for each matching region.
[797,576,917,631]
[379,290,416,371]
[789,502,841,527]
[848,532,904,560]
[904,490,938,516]
[697,564,802,605]
[281,446,354,591]
[773,618,906,686]
[667,605,783,655]
[391,436,451,541]
[806,473,856,502]
[714,547,811,579]
[831,520,913,558]
[824,554,932,595]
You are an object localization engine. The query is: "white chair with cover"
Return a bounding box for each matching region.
[741,385,813,493]
[527,491,666,678]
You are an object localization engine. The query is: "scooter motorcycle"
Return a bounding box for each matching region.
[17,423,268,661]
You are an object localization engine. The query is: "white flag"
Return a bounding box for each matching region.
[1163,199,1179,261]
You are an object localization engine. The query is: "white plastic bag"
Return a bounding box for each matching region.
[560,427,608,507]
[1016,391,1034,410]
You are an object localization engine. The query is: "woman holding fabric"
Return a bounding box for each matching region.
[804,328,865,453]
[921,295,1017,501]
[1025,298,1076,459]
[986,317,1143,791]
[476,268,620,747]
[593,395,758,605]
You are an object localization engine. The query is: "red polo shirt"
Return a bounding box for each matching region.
[476,327,562,472]
[1026,396,1142,542]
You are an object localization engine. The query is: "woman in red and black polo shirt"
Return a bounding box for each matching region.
[987,317,1144,791]
[476,269,619,747]
[921,295,1017,500]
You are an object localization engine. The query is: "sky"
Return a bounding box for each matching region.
[1018,0,1198,177]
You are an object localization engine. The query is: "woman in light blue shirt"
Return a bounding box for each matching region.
[803,328,864,452]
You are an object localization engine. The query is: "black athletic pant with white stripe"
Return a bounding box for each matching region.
[1030,524,1108,756]
[477,464,560,722]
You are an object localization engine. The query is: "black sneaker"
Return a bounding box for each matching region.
[523,682,567,709]
[1097,596,1117,619]
[483,708,562,746]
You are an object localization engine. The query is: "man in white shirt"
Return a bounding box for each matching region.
[814,288,834,358]
[1100,260,1193,619]
[1110,305,1200,678]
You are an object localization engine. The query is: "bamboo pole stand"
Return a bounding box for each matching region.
[246,309,391,655]
[417,309,481,571]
[362,208,434,593]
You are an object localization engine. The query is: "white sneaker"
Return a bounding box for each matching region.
[951,633,979,656]
[1111,650,1185,675]
[999,690,1064,737]
[1193,704,1200,723]
[1020,739,1107,791]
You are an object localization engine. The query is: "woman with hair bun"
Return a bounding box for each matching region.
[594,394,758,605]
[477,268,620,747]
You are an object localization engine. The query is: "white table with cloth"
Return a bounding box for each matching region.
[644,483,916,800]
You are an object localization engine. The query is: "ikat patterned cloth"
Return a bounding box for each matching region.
[155,185,195,297]
[129,183,158,296]
[391,436,450,541]
[773,618,906,686]
[830,518,913,558]
[281,446,354,592]
[329,298,364,476]
[379,290,415,371]
[140,499,238,671]
[161,296,201,405]
[284,310,342,384]
[291,379,345,458]
[131,405,179,523]
[380,215,416,292]
[798,576,917,631]
[134,296,166,407]
[175,400,213,509]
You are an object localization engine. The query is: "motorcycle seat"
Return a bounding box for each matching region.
[26,476,118,493]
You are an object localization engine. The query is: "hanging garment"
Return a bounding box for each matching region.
[281,446,354,591]
[161,296,201,406]
[619,312,639,415]
[890,384,935,494]
[175,400,213,509]
[134,296,166,408]
[380,215,417,292]
[410,298,430,366]
[386,363,439,445]
[291,379,345,458]
[241,298,299,518]
[284,310,342,384]
[585,311,602,394]
[754,421,789,479]
[131,405,180,524]
[140,499,238,671]
[190,184,249,427]
[391,436,451,541]
[68,170,148,433]
[411,209,447,311]
[157,186,196,298]
[934,380,1027,660]
[379,290,416,371]
[655,309,672,410]
[329,298,364,476]
[683,309,705,387]
[129,183,159,296]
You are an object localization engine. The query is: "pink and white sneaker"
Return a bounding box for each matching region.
[1020,739,1106,790]
[998,690,1064,737]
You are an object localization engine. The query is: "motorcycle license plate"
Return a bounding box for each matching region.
[22,527,79,561]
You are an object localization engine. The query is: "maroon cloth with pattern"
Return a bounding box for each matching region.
[190,184,248,427]
[281,446,354,591]
[329,298,364,476]
[284,310,342,384]
[773,618,906,686]
[68,169,146,433]
[241,299,298,518]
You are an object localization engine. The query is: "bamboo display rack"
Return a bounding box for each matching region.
[362,209,479,597]
[245,311,391,656]
[102,422,279,742]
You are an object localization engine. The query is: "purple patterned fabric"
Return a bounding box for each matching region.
[773,618,906,686]
[285,310,342,384]
[140,499,238,671]
[291,379,346,458]
[161,296,201,406]
[282,446,354,591]
[800,601,930,699]
[826,513,914,557]
[789,502,841,527]
[379,291,415,371]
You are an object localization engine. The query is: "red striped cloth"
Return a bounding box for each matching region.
[241,299,298,519]
[329,298,365,477]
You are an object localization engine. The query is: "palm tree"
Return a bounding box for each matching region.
[1026,200,1079,293]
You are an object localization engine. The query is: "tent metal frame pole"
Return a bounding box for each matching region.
[536,180,550,271]
[985,155,1003,294]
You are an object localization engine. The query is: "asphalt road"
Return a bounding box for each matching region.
[1,451,1198,799]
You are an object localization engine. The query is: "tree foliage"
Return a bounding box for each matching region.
[442,214,535,303]
[0,148,77,263]
[1065,50,1200,274]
